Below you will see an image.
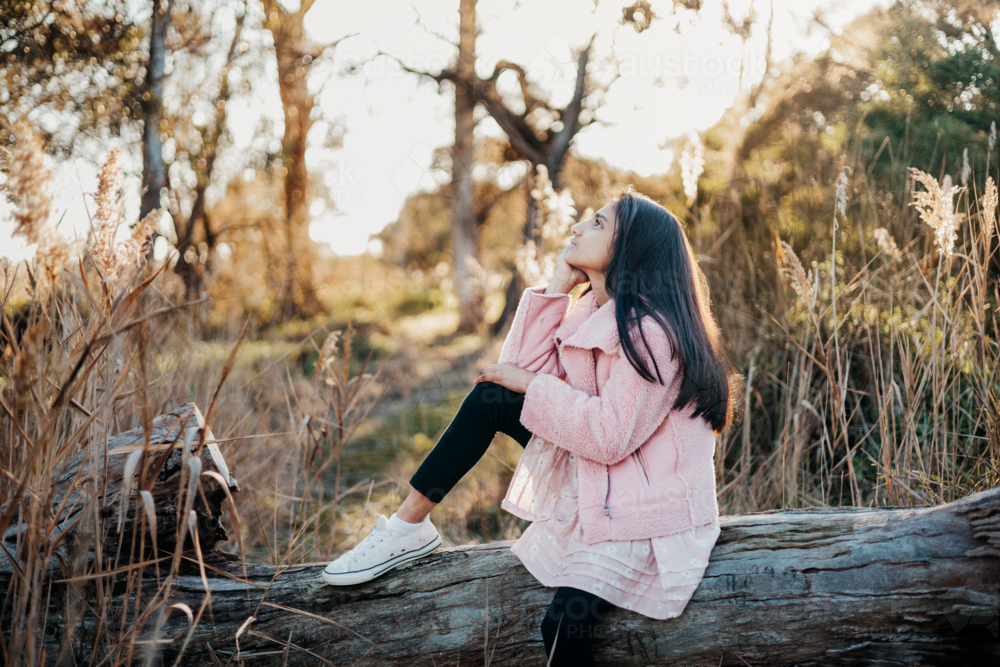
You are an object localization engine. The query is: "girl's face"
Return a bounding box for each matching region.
[566,201,617,274]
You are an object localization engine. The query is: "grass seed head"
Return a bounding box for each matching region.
[982,176,997,246]
[873,227,902,263]
[909,167,960,261]
[1,119,69,292]
[779,240,816,309]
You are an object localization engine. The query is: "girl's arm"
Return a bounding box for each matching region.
[496,277,575,376]
[517,318,680,465]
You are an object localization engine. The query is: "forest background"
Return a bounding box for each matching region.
[0,0,998,661]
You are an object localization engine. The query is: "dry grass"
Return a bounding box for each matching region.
[0,122,388,665]
[0,114,996,665]
[712,161,999,515]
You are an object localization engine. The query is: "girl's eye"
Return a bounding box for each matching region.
[595,219,602,228]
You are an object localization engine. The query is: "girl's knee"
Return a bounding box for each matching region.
[471,380,507,403]
[540,612,562,644]
[467,381,518,419]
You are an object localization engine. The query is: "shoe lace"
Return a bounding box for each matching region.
[348,527,395,565]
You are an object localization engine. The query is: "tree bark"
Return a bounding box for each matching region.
[1,403,238,573]
[6,478,996,665]
[139,0,174,224]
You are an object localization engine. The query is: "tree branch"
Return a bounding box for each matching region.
[550,33,596,169]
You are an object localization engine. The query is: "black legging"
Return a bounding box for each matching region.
[541,586,612,667]
[408,380,611,666]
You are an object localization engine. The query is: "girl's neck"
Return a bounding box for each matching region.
[586,272,610,307]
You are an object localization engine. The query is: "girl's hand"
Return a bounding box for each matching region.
[475,363,537,393]
[553,245,588,288]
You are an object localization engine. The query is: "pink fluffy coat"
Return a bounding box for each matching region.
[498,285,720,545]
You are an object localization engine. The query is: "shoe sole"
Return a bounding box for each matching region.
[321,533,442,586]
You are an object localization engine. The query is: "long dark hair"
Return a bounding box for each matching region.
[579,186,739,434]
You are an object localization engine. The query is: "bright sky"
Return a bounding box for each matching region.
[0,0,889,262]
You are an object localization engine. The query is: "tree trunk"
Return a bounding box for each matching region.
[451,0,483,335]
[492,263,524,338]
[139,0,174,224]
[264,0,324,320]
[492,168,536,337]
[6,470,996,664]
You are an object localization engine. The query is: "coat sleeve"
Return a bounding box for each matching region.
[497,285,572,376]
[518,319,680,465]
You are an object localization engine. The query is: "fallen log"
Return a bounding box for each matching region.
[1,402,238,569]
[125,486,1000,666]
[2,405,996,665]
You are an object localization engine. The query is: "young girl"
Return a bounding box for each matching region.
[322,186,736,666]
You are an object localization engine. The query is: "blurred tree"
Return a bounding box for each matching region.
[716,0,774,239]
[693,7,877,310]
[0,0,145,155]
[374,137,527,275]
[365,1,607,335]
[260,0,355,321]
[163,1,246,301]
[0,0,269,304]
[853,0,999,190]
[377,189,453,274]
[373,150,673,307]
[684,0,998,331]
[197,171,286,325]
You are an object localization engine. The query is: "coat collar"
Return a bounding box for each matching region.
[555,289,621,356]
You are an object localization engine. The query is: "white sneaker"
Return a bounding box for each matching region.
[321,513,442,586]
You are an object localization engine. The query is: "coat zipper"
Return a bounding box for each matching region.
[594,347,611,518]
[634,448,652,486]
[604,464,611,516]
